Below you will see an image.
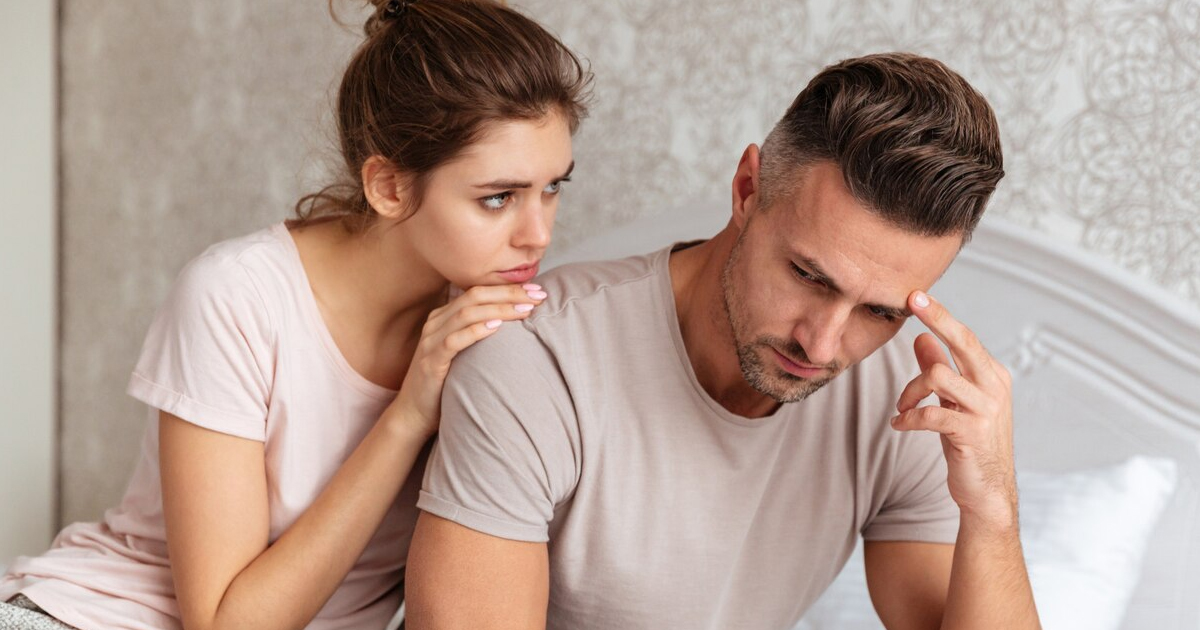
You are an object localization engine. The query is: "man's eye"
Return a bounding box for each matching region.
[791,263,818,284]
[868,306,899,322]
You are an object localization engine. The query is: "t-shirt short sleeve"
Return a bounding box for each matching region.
[418,323,580,543]
[126,250,275,442]
[861,428,960,543]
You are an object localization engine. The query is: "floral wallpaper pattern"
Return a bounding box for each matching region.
[59,0,1198,522]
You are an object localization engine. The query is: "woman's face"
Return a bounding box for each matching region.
[401,112,574,288]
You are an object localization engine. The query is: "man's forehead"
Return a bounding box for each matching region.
[768,204,961,300]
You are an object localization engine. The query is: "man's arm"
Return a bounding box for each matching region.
[864,541,953,630]
[878,290,1039,630]
[864,526,1036,630]
[405,513,549,630]
[403,321,579,630]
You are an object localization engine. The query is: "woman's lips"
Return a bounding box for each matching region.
[498,261,540,284]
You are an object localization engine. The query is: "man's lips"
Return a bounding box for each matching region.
[772,348,827,378]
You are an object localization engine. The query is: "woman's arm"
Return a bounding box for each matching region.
[161,284,545,630]
[160,408,429,630]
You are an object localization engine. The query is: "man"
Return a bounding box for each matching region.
[405,53,1041,629]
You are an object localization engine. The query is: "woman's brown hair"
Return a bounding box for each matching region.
[297,0,591,228]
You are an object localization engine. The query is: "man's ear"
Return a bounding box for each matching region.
[731,144,761,230]
[362,155,415,220]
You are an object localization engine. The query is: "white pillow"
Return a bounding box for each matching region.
[795,456,1179,630]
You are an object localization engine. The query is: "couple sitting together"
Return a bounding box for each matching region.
[0,1,1040,629]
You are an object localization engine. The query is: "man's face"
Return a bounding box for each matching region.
[721,160,962,402]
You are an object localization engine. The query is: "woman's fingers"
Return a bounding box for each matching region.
[393,284,549,430]
[425,283,546,331]
[422,285,549,362]
[439,320,511,356]
[433,303,534,355]
[453,283,547,309]
[449,301,534,330]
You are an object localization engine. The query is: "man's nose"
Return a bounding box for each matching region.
[792,305,850,366]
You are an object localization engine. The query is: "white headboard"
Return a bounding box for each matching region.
[547,201,1200,629]
[936,218,1200,630]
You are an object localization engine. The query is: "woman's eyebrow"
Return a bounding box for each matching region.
[473,161,575,190]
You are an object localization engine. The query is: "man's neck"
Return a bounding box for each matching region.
[668,229,782,419]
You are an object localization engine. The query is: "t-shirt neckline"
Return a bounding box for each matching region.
[270,222,398,400]
[653,245,791,427]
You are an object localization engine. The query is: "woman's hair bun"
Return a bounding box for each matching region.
[363,0,410,37]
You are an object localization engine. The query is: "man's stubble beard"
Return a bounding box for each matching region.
[720,227,837,404]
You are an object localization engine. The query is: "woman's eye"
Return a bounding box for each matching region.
[481,192,512,211]
[545,177,570,195]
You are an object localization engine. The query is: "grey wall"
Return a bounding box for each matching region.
[0,0,56,562]
[59,0,1200,523]
[59,1,368,523]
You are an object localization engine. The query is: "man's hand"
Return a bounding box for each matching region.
[892,290,1018,530]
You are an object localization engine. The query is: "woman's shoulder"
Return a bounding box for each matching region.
[184,223,291,276]
[171,223,298,303]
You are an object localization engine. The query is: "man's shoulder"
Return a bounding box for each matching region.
[526,249,667,325]
[446,248,669,385]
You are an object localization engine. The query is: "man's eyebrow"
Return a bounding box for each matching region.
[792,253,913,319]
[472,161,575,191]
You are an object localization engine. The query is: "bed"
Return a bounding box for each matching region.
[541,200,1200,630]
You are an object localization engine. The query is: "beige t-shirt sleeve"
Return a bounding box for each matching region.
[862,428,959,542]
[857,339,960,543]
[418,323,580,543]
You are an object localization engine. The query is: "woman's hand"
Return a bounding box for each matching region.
[387,283,548,436]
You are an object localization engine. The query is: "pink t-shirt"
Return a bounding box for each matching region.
[0,223,424,630]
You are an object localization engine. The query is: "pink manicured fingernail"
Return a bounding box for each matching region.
[514,303,534,313]
[527,290,548,300]
[522,283,542,291]
[485,319,502,329]
[914,292,930,308]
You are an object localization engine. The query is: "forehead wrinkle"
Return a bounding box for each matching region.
[843,242,914,311]
[773,161,936,314]
[786,231,910,316]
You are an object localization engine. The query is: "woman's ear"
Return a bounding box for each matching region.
[362,156,415,220]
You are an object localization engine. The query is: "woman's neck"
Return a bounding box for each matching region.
[290,217,447,388]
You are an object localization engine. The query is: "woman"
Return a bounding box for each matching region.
[0,1,590,628]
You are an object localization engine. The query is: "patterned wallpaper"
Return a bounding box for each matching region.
[59,0,1199,522]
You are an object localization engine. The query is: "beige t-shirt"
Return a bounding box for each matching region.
[1,224,424,630]
[419,245,958,629]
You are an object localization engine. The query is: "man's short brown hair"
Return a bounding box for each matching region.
[759,53,1003,239]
